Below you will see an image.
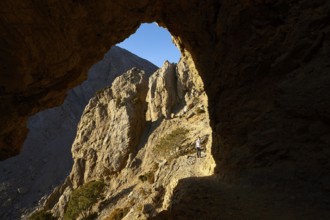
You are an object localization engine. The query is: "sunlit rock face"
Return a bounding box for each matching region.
[0,46,157,219]
[1,0,330,219]
[70,68,149,188]
[146,61,177,121]
[43,60,215,219]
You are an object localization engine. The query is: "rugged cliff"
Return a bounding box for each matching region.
[1,1,330,219]
[36,60,215,219]
[0,46,157,220]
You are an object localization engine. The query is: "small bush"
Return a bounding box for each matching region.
[28,209,56,220]
[64,180,105,220]
[138,171,154,184]
[138,174,148,182]
[95,87,110,97]
[154,127,189,158]
[104,207,130,220]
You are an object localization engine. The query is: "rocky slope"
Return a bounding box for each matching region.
[0,46,157,220]
[1,1,330,219]
[37,60,215,219]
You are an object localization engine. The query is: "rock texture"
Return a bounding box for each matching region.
[146,61,177,121]
[70,68,148,188]
[146,60,204,122]
[0,46,157,220]
[1,1,330,219]
[41,60,215,219]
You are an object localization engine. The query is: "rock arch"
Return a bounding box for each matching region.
[1,1,330,217]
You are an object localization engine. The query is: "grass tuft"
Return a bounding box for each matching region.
[154,127,189,158]
[104,207,130,220]
[28,209,56,220]
[138,171,154,184]
[64,180,105,220]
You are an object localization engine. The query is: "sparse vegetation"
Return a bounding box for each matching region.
[154,127,189,158]
[104,207,130,220]
[95,87,110,97]
[138,163,158,184]
[139,171,154,184]
[138,174,148,182]
[64,180,105,220]
[28,209,56,220]
[195,106,205,114]
[136,204,144,213]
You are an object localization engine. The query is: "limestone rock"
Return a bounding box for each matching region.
[146,59,207,122]
[0,46,157,220]
[96,62,215,220]
[146,61,177,121]
[51,186,72,218]
[1,1,330,219]
[70,68,148,188]
[44,68,150,218]
[176,58,203,102]
[44,61,215,220]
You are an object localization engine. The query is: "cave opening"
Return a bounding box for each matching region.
[0,21,216,219]
[0,1,328,218]
[117,22,181,67]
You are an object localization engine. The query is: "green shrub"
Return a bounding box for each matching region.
[95,87,110,97]
[138,171,154,184]
[104,207,130,220]
[64,180,105,220]
[154,127,189,158]
[28,209,56,220]
[138,174,148,182]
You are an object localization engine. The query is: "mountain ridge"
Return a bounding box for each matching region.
[0,46,157,220]
[38,59,215,220]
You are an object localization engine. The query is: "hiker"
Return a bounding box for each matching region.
[195,136,202,158]
[183,106,188,114]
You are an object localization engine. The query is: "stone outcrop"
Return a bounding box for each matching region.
[146,60,204,122]
[1,1,330,219]
[70,68,148,188]
[42,60,215,219]
[146,61,177,121]
[47,68,149,218]
[0,46,157,220]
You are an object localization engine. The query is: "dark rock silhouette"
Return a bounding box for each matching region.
[0,1,330,219]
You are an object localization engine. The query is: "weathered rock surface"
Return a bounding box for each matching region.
[1,1,330,219]
[70,68,148,188]
[0,46,157,220]
[42,60,215,219]
[146,61,177,121]
[146,60,204,122]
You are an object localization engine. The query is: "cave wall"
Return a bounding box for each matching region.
[1,0,330,196]
[0,0,154,158]
[208,1,330,193]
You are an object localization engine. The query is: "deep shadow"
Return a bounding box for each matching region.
[150,176,330,220]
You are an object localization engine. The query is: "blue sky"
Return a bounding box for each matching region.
[117,23,181,67]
